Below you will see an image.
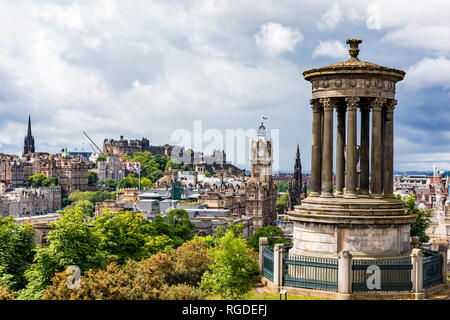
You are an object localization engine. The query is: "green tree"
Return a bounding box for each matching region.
[118,174,140,189]
[66,190,115,216]
[397,194,432,243]
[275,181,289,193]
[276,191,289,214]
[100,178,118,192]
[182,163,191,171]
[43,252,207,300]
[88,171,98,186]
[153,209,196,247]
[94,210,157,264]
[28,173,58,187]
[74,199,95,217]
[215,222,244,241]
[200,229,260,299]
[165,158,180,171]
[204,170,211,177]
[169,239,213,286]
[246,226,286,252]
[19,208,108,300]
[140,177,153,189]
[0,217,35,291]
[146,235,174,254]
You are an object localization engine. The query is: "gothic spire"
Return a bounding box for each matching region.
[23,115,35,155]
[27,115,32,136]
[295,144,301,170]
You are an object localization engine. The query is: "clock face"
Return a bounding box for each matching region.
[258,148,264,157]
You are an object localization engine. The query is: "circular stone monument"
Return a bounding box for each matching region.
[289,39,416,258]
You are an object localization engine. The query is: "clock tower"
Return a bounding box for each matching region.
[245,122,277,229]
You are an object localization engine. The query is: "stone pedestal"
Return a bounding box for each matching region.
[337,250,352,300]
[411,248,425,300]
[258,237,269,275]
[289,197,416,258]
[273,243,285,288]
[438,243,448,284]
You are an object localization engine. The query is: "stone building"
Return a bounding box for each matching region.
[95,155,125,182]
[37,151,89,194]
[15,213,62,245]
[103,135,174,157]
[198,190,246,217]
[0,154,27,187]
[0,186,61,217]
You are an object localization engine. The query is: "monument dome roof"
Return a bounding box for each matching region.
[303,39,405,82]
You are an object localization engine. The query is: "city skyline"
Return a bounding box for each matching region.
[0,1,449,172]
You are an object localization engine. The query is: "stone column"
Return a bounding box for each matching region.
[337,250,352,300]
[370,97,386,198]
[320,98,334,197]
[383,99,396,198]
[359,106,370,196]
[344,97,359,198]
[438,243,448,284]
[411,248,424,300]
[259,237,269,274]
[273,243,285,288]
[335,104,346,197]
[310,99,322,197]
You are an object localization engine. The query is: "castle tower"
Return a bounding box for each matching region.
[289,39,416,258]
[23,115,35,156]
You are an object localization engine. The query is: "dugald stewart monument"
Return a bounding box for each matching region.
[289,39,416,258]
[257,39,448,300]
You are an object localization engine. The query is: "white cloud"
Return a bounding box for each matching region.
[254,22,303,57]
[384,25,450,53]
[0,0,448,172]
[312,40,348,59]
[366,4,381,30]
[405,57,450,89]
[317,3,342,30]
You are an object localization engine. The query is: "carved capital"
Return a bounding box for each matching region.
[345,96,360,111]
[310,99,322,113]
[386,99,397,112]
[319,97,335,111]
[371,97,386,112]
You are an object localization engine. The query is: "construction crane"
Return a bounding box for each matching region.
[83,131,102,153]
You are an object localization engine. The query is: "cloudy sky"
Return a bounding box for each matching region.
[0,0,449,173]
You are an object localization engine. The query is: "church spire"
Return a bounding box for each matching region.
[27,115,32,136]
[23,115,35,156]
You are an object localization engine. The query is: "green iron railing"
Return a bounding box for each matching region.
[352,257,412,292]
[263,248,274,282]
[283,254,338,292]
[423,250,443,289]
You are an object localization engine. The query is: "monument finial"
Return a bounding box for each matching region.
[346,39,362,60]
